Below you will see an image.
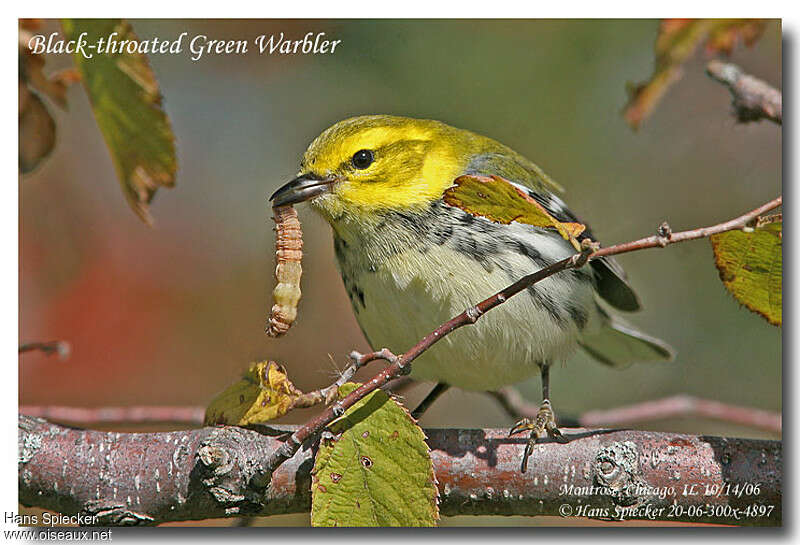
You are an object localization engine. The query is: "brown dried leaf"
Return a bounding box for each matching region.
[705,20,766,55]
[18,21,81,172]
[19,81,56,174]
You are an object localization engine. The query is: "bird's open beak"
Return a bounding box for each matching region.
[270,173,336,207]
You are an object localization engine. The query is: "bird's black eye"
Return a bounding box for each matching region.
[351,149,374,169]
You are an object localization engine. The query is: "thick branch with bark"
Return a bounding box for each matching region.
[19,415,781,526]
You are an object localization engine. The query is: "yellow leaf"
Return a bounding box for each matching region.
[443,175,585,249]
[710,221,781,326]
[204,361,303,425]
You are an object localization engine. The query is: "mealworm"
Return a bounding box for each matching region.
[266,205,303,337]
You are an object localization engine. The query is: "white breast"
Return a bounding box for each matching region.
[336,220,599,391]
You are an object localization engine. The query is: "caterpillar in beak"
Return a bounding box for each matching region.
[266,205,303,337]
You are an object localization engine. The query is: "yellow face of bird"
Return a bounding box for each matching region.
[270,116,467,225]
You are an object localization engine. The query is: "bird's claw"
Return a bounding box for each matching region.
[508,399,561,438]
[508,400,566,472]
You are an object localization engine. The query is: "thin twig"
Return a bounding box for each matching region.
[288,352,365,409]
[580,395,782,434]
[19,341,70,359]
[263,196,782,479]
[706,60,782,124]
[488,388,541,421]
[489,389,781,434]
[19,379,416,427]
[21,352,401,427]
[32,387,778,434]
[590,196,782,259]
[19,406,206,425]
[18,379,416,428]
[263,349,401,473]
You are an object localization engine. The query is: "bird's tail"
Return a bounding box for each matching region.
[579,306,674,368]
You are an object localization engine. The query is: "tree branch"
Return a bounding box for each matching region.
[580,395,782,434]
[590,196,782,259]
[706,60,782,124]
[262,195,782,479]
[19,415,781,526]
[18,406,206,426]
[489,389,781,434]
[18,379,418,427]
[19,341,70,359]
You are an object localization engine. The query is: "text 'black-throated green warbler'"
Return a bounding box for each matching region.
[271,115,673,451]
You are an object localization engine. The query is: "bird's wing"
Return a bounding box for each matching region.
[579,305,674,367]
[463,152,642,311]
[464,151,565,194]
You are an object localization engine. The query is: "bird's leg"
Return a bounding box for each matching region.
[508,364,567,472]
[410,382,450,420]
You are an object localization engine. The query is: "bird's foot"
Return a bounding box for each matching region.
[508,399,567,472]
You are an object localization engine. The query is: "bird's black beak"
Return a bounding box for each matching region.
[270,173,335,207]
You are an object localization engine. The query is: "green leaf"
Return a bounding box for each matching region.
[710,219,782,326]
[443,175,585,249]
[204,361,303,426]
[311,383,439,527]
[62,19,177,225]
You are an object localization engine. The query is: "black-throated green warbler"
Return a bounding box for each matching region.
[271,115,673,445]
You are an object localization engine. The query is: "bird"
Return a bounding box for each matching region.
[270,115,673,458]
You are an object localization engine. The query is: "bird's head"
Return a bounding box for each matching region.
[270,115,469,226]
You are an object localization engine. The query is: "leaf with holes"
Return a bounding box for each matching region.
[62,19,177,225]
[444,175,585,249]
[204,361,304,425]
[710,219,782,326]
[311,383,439,527]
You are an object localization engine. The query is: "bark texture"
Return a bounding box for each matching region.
[19,415,781,526]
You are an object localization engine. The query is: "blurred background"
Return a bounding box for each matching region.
[19,19,781,526]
